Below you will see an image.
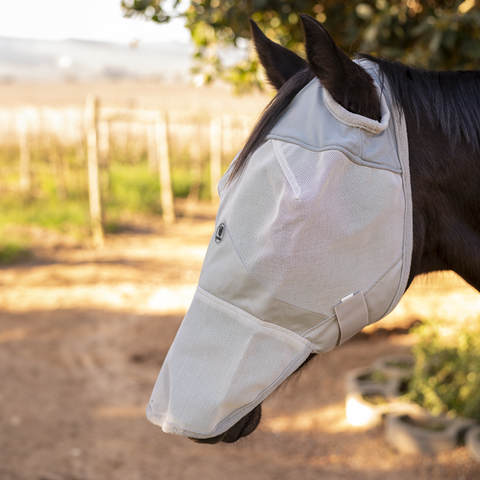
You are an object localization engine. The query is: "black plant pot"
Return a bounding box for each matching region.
[466,425,480,463]
[385,412,477,455]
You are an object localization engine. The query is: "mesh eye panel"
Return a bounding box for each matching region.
[225,140,404,317]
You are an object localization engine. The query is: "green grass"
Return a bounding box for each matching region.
[0,228,31,265]
[0,193,90,237]
[105,162,163,215]
[0,239,30,265]
[0,137,230,252]
[405,320,480,421]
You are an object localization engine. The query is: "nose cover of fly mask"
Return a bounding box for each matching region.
[147,61,413,439]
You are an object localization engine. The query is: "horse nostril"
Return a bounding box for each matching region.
[240,405,262,437]
[222,404,262,443]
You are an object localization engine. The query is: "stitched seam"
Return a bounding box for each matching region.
[357,127,363,158]
[272,140,301,200]
[300,313,336,337]
[264,136,403,174]
[196,286,314,348]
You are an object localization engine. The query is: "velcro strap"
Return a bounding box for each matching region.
[334,291,369,345]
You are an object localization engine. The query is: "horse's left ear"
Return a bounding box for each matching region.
[250,19,308,90]
[299,14,381,121]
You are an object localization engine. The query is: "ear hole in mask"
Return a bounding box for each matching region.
[322,86,390,135]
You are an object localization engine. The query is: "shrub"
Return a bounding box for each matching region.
[406,320,480,421]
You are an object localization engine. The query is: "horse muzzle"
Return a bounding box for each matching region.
[190,404,262,444]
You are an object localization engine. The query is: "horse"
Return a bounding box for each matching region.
[150,14,480,444]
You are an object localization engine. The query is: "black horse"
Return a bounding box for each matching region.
[193,14,480,444]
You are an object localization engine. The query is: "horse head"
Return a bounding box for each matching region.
[147,15,414,444]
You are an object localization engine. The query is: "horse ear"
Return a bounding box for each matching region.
[299,14,381,121]
[249,19,308,90]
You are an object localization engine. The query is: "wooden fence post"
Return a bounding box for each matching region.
[210,116,222,204]
[222,115,234,159]
[98,120,110,161]
[242,117,250,143]
[147,121,157,173]
[49,133,67,201]
[85,94,104,248]
[187,123,202,203]
[18,116,31,192]
[155,112,175,224]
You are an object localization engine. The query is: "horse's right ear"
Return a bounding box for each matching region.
[299,14,381,121]
[250,19,308,90]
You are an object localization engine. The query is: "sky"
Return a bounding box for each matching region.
[0,0,191,44]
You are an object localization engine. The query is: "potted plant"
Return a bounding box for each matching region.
[345,366,398,395]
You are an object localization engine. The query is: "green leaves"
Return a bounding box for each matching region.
[123,1,480,90]
[406,321,480,421]
[121,0,165,23]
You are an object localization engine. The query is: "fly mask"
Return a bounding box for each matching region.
[146,60,413,439]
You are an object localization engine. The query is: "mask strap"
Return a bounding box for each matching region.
[334,291,369,345]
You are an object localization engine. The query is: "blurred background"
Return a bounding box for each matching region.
[1,1,480,479]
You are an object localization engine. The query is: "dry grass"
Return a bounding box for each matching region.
[0,80,271,114]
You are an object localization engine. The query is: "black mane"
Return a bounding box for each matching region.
[359,54,480,152]
[230,56,480,182]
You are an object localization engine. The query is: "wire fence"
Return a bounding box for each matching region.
[0,96,254,246]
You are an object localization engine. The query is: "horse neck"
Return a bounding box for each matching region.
[407,112,480,292]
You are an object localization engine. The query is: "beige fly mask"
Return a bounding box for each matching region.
[147,60,413,440]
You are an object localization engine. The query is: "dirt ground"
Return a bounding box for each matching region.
[1,206,479,480]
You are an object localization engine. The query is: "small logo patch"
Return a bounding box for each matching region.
[215,223,225,243]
